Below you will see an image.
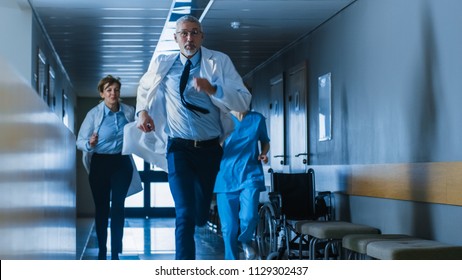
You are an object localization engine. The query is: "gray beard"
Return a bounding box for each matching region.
[183,48,197,57]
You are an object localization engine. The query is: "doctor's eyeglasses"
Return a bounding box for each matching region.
[176,30,202,38]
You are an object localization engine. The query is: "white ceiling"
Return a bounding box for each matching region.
[30,0,355,97]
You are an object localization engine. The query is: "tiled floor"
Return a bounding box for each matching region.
[80,218,226,260]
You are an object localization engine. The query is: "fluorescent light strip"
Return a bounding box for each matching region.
[102,45,144,48]
[114,68,144,71]
[102,17,167,20]
[103,64,144,67]
[199,0,214,22]
[101,25,164,28]
[109,72,144,75]
[101,39,144,42]
[101,8,168,11]
[102,33,143,35]
[102,50,144,53]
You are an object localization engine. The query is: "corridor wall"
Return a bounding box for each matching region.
[0,58,76,259]
[246,0,462,246]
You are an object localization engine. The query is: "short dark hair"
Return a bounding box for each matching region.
[97,75,121,93]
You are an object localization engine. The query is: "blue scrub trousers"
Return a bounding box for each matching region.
[217,188,260,260]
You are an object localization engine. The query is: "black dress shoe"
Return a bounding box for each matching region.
[98,250,107,260]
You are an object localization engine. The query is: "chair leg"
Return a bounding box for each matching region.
[298,234,310,259]
[310,237,321,260]
[298,234,304,259]
[324,241,331,260]
[324,240,342,260]
[309,237,315,259]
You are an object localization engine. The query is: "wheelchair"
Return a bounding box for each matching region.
[255,168,332,260]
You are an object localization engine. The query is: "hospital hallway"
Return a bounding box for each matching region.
[78,218,225,260]
[5,0,462,264]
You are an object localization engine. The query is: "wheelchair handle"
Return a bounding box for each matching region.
[317,191,332,196]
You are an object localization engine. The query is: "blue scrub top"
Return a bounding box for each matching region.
[214,111,270,193]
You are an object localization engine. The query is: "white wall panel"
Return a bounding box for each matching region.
[0,58,76,259]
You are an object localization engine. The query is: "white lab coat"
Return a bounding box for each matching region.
[77,101,143,197]
[123,46,252,172]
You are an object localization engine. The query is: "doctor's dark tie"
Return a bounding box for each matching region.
[179,59,210,115]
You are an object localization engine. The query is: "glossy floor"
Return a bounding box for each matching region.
[80,218,226,260]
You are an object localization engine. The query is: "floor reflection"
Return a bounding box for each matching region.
[81,218,225,260]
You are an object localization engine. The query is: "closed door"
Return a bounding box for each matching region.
[269,74,285,172]
[286,62,308,172]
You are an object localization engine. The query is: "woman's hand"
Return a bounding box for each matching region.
[258,154,269,164]
[89,133,98,147]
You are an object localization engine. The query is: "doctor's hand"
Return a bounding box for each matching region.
[193,77,217,96]
[137,110,155,132]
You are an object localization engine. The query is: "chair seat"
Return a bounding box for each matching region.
[293,220,318,233]
[300,221,380,240]
[342,233,413,255]
[366,239,462,260]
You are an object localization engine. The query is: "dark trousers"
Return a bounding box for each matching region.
[167,138,223,260]
[89,153,132,259]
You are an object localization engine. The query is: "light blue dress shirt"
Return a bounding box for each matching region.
[162,51,222,140]
[91,105,129,154]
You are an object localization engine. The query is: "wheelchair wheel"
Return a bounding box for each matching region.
[266,251,279,260]
[256,203,277,259]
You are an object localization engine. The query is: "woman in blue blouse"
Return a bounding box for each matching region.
[214,109,270,260]
[76,75,135,260]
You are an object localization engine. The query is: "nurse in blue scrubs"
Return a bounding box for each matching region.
[214,109,270,260]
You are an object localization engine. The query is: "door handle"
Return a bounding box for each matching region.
[295,153,308,157]
[295,153,308,165]
[273,155,286,165]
